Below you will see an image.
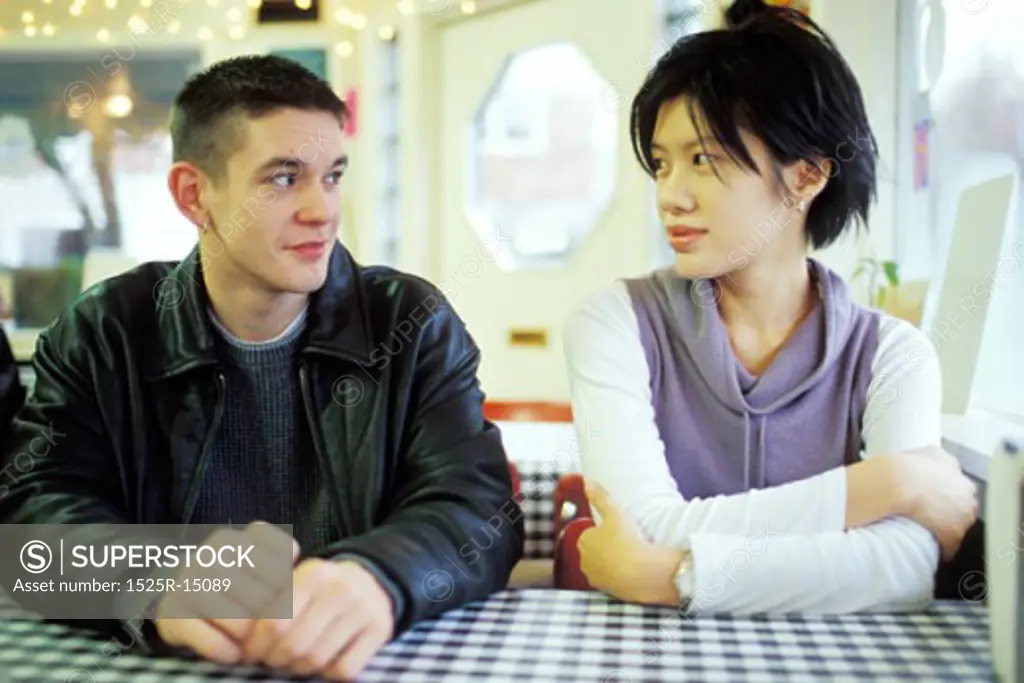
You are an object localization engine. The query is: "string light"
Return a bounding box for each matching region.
[226,7,242,21]
[24,25,37,37]
[397,0,414,15]
[21,11,35,24]
[334,41,353,57]
[335,8,366,29]
[197,26,213,40]
[97,28,111,42]
[127,15,148,32]
[461,0,476,14]
[228,25,245,39]
[379,25,396,41]
[42,23,56,36]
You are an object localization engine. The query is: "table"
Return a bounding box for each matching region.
[0,589,993,682]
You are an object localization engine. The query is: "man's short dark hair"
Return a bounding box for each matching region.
[629,0,879,250]
[170,54,348,183]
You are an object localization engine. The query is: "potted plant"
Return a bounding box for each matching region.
[852,255,928,327]
[852,255,900,309]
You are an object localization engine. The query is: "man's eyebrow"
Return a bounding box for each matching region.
[256,156,301,175]
[254,154,349,175]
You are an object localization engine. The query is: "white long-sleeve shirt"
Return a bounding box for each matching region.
[563,281,943,615]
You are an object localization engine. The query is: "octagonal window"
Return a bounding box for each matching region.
[466,43,618,270]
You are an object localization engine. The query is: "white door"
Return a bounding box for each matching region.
[435,0,656,401]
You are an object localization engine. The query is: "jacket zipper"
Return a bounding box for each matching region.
[299,361,349,537]
[181,371,226,524]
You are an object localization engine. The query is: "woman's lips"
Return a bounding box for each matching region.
[667,226,708,252]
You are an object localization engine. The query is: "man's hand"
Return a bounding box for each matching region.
[898,447,979,561]
[579,483,685,606]
[155,521,299,664]
[242,558,395,680]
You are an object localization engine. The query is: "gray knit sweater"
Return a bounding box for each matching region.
[189,307,336,553]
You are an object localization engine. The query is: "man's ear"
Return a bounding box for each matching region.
[167,161,213,229]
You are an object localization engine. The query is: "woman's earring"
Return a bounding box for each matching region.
[798,198,807,213]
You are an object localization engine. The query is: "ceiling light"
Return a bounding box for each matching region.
[104,94,134,118]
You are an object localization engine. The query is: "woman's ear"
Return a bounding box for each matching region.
[795,158,830,201]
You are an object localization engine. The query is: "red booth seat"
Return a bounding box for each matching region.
[553,472,596,590]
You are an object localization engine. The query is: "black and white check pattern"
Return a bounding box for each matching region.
[518,460,568,559]
[0,589,993,682]
[498,420,579,559]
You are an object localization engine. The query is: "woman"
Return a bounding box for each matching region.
[564,0,978,615]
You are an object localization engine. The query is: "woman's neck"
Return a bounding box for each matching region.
[715,257,819,375]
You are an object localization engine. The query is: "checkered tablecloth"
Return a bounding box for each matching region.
[0,589,993,682]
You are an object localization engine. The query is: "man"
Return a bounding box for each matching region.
[0,325,24,440]
[0,55,523,680]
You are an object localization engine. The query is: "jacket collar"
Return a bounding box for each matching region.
[150,240,374,380]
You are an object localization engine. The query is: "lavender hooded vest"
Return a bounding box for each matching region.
[624,259,880,497]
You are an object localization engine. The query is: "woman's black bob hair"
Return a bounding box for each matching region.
[630,0,879,250]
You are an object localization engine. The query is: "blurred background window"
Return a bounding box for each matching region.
[0,51,200,331]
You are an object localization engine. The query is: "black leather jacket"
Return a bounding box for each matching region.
[0,327,24,441]
[0,242,523,640]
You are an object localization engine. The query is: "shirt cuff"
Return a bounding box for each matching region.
[686,534,766,614]
[333,552,406,630]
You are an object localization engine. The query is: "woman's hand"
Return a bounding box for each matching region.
[897,447,979,561]
[578,483,686,606]
[846,447,978,560]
